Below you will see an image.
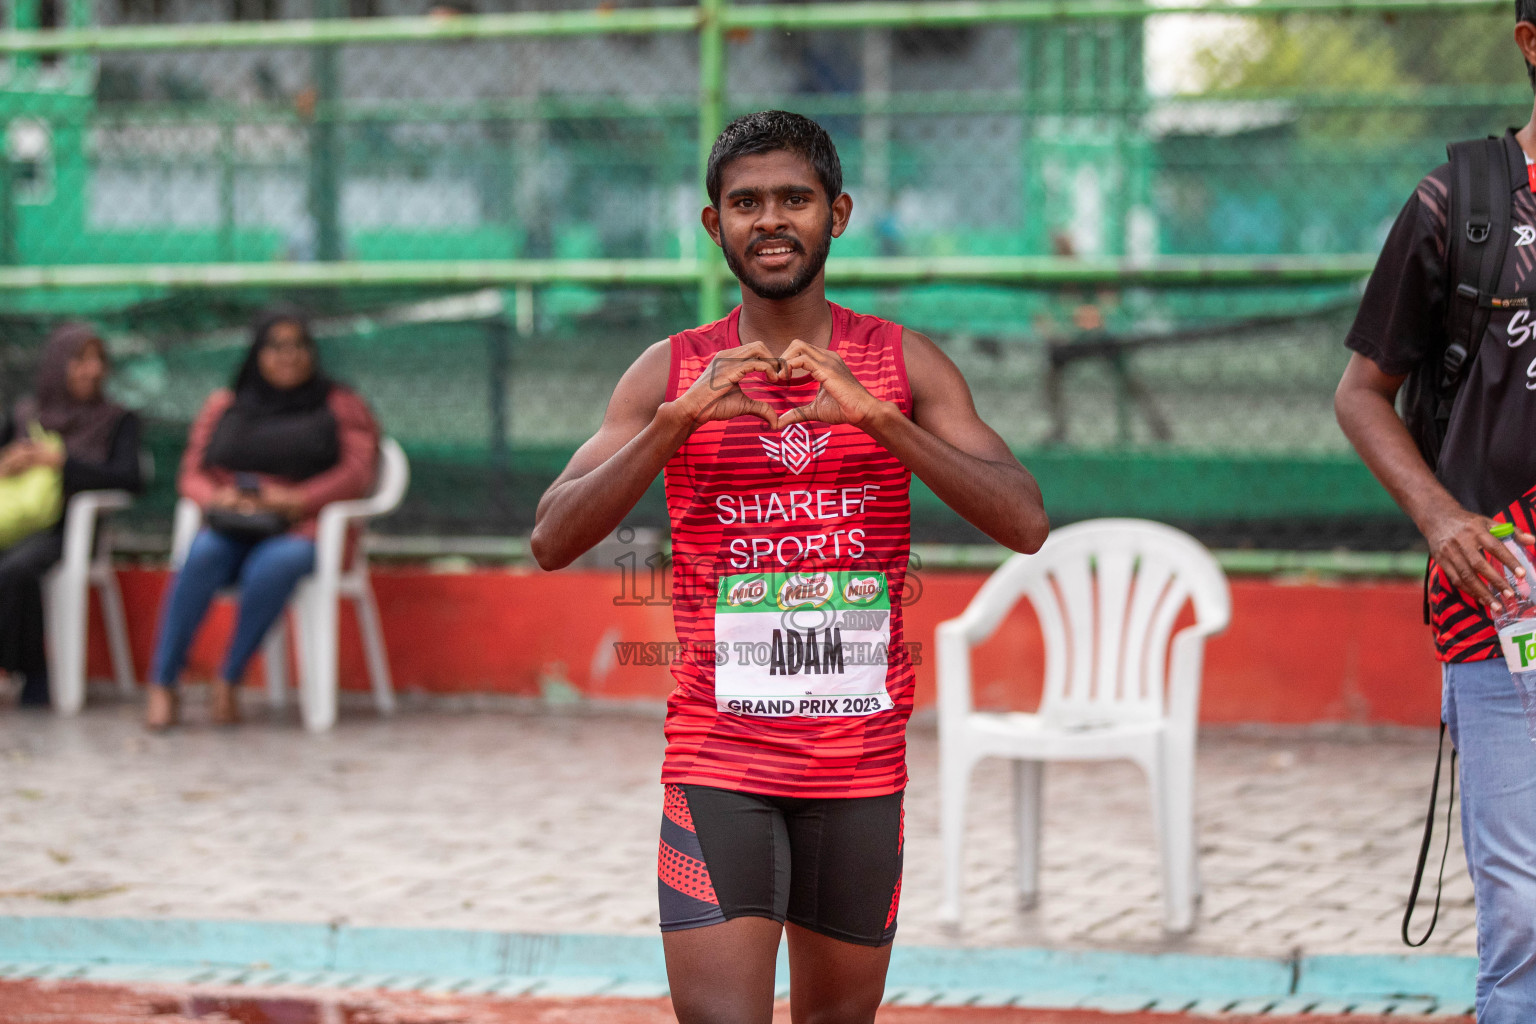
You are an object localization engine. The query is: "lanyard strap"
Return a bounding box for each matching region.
[1402,721,1457,947]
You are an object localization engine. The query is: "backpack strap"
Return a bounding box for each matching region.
[1402,721,1457,947]
[1414,135,1516,623]
[1437,135,1515,433]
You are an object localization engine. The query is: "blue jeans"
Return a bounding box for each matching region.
[150,528,316,687]
[1444,657,1536,1022]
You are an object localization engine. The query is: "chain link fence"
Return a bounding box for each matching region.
[0,0,1519,549]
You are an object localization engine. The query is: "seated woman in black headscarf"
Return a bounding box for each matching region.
[0,323,144,707]
[145,309,379,730]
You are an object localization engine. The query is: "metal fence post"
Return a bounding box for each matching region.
[309,0,344,262]
[218,116,236,262]
[0,149,15,266]
[696,0,726,323]
[487,312,513,519]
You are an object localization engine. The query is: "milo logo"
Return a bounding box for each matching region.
[843,575,882,604]
[725,577,767,607]
[778,573,833,610]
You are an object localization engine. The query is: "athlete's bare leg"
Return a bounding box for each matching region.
[664,916,782,1024]
[785,923,891,1024]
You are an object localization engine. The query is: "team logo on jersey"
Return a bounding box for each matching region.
[761,422,829,474]
[1516,225,1536,247]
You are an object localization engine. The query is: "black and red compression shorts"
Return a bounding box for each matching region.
[657,783,904,947]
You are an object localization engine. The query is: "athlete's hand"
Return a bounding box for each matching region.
[777,340,889,429]
[1424,505,1536,615]
[670,342,782,431]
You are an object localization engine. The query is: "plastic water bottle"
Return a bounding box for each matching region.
[1490,522,1536,743]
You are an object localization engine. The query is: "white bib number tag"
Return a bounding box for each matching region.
[713,571,895,718]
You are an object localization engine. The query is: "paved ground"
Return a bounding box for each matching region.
[0,980,1467,1024]
[0,691,1475,959]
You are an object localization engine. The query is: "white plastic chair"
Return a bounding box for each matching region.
[937,518,1231,933]
[169,437,409,733]
[42,489,138,715]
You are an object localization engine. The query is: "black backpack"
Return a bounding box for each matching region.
[1399,133,1518,467]
[1398,134,1520,950]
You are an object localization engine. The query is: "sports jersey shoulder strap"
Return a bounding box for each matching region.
[834,305,914,413]
[1439,135,1515,409]
[665,308,740,401]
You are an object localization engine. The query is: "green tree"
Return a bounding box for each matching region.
[1190,10,1522,140]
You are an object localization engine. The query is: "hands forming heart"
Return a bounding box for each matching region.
[674,339,886,433]
[774,339,886,429]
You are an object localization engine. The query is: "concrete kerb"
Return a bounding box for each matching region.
[0,916,1477,1012]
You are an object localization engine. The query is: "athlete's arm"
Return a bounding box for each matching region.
[531,339,783,571]
[1335,351,1529,610]
[777,331,1047,553]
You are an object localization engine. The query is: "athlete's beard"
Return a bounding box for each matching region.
[722,220,834,301]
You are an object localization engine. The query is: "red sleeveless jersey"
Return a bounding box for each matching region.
[660,303,916,798]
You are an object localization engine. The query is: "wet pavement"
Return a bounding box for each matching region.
[0,693,1473,959]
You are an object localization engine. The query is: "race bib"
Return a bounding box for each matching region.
[713,570,896,718]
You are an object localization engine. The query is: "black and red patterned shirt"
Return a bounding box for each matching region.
[1346,135,1536,662]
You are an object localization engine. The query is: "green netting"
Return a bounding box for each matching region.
[0,0,1518,548]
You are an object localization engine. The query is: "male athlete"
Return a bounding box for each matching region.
[532,111,1048,1024]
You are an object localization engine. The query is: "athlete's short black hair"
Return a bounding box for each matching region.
[1520,0,1536,90]
[706,110,843,208]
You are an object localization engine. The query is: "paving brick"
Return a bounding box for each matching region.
[525,977,618,997]
[1075,994,1159,1012]
[1304,999,1356,1014]
[0,704,1478,960]
[482,976,543,996]
[1348,999,1399,1014]
[1425,1002,1477,1018]
[883,987,941,1006]
[1006,991,1083,1009]
[1264,997,1322,1014]
[1183,997,1237,1015]
[605,981,670,999]
[1224,998,1277,1014]
[1385,997,1439,1015]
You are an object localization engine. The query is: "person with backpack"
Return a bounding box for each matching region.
[1335,9,1536,1019]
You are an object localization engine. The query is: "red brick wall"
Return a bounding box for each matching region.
[99,568,1442,726]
